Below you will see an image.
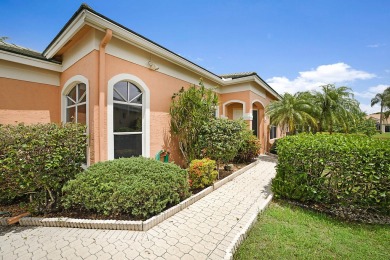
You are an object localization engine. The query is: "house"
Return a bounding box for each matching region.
[0,4,282,165]
[367,113,390,133]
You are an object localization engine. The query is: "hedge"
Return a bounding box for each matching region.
[62,157,191,219]
[273,133,390,215]
[0,123,87,211]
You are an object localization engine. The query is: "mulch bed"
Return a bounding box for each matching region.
[1,162,250,221]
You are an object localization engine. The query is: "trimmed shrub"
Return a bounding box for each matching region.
[0,123,87,211]
[273,133,390,215]
[62,157,190,219]
[188,158,218,189]
[234,129,261,163]
[198,118,245,166]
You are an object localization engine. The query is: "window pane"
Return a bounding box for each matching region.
[113,81,128,102]
[114,134,142,158]
[78,83,87,99]
[66,107,76,123]
[77,104,87,124]
[67,87,77,106]
[129,83,142,104]
[113,103,142,132]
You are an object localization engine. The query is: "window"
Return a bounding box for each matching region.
[113,81,143,158]
[270,125,277,139]
[65,83,87,124]
[385,125,390,133]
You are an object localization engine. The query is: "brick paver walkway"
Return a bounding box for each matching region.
[0,156,276,260]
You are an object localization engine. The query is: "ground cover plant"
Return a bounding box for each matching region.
[62,157,190,219]
[273,133,390,219]
[234,202,390,259]
[0,123,87,212]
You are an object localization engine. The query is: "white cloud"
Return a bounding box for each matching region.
[267,62,376,95]
[360,103,381,115]
[367,43,386,48]
[354,84,390,99]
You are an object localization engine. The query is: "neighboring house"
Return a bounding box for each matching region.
[0,4,282,166]
[367,113,390,133]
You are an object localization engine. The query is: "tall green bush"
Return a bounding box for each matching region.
[198,118,245,169]
[62,157,190,219]
[0,123,87,211]
[170,80,218,165]
[273,133,390,215]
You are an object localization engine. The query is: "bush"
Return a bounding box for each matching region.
[273,133,390,215]
[188,158,218,189]
[234,129,261,163]
[0,123,87,211]
[62,157,190,219]
[269,139,278,155]
[198,118,245,167]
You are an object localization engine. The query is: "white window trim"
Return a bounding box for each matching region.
[107,74,150,160]
[61,75,90,123]
[61,75,90,166]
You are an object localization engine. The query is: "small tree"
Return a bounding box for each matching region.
[170,80,218,165]
[198,118,245,178]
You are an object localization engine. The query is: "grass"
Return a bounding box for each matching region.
[373,132,390,139]
[234,202,390,260]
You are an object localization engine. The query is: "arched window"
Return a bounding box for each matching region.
[65,83,87,124]
[112,81,143,158]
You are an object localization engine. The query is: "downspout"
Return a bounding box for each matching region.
[98,29,112,162]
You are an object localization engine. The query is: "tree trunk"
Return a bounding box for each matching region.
[380,105,384,133]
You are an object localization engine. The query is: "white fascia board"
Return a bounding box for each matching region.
[43,11,87,58]
[0,50,62,72]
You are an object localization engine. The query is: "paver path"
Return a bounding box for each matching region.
[0,156,276,260]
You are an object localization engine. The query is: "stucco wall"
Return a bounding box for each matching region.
[0,77,60,125]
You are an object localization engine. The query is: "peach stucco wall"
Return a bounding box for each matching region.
[61,50,99,164]
[0,77,60,125]
[105,54,190,164]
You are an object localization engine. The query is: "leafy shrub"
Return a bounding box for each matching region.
[170,80,218,165]
[273,133,390,215]
[198,118,245,167]
[62,157,190,219]
[0,123,87,211]
[188,158,218,189]
[234,129,261,163]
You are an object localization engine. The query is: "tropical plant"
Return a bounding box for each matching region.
[188,158,218,189]
[265,92,317,134]
[170,80,218,165]
[314,84,360,134]
[371,86,390,133]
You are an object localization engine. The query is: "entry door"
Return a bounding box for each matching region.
[252,110,258,137]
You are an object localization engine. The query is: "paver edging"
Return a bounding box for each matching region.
[224,194,274,260]
[0,217,8,226]
[17,159,261,231]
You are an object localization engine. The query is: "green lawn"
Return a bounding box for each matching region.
[373,132,390,139]
[234,202,390,260]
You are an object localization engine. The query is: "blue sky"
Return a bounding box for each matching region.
[1,0,389,114]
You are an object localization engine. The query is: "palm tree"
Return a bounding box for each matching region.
[266,92,317,134]
[371,86,390,133]
[314,84,360,134]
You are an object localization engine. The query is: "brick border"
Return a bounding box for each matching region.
[224,194,273,260]
[16,160,260,231]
